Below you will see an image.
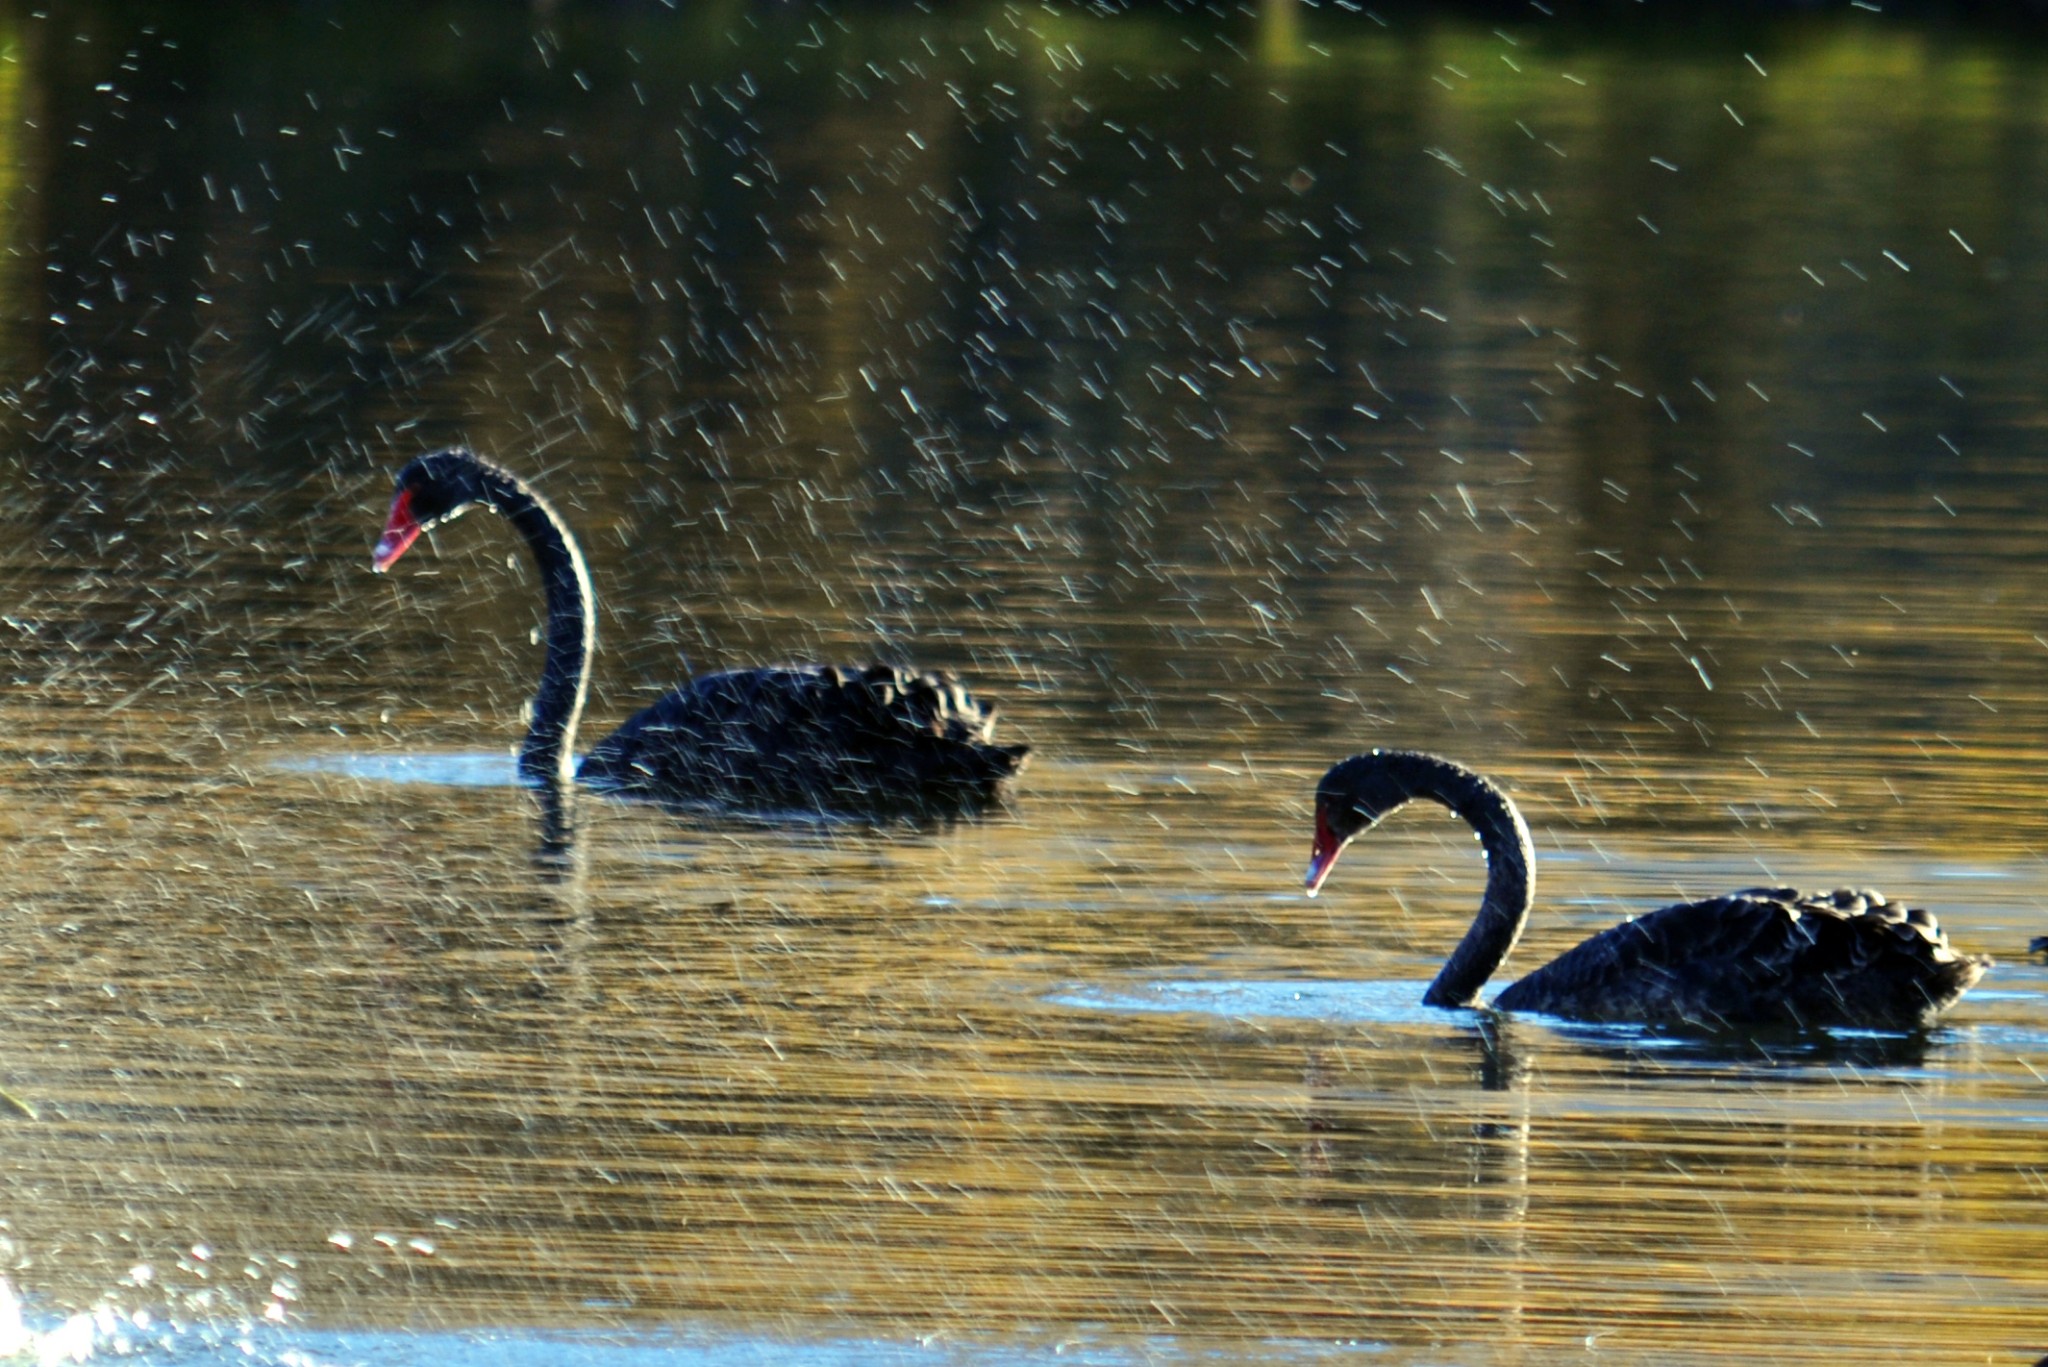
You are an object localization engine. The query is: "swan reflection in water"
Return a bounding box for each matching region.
[531,779,580,877]
[1288,1010,1959,1358]
[371,447,1028,822]
[1306,750,1988,1031]
[1288,1019,1537,1346]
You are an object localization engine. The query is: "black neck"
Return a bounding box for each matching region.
[474,463,594,785]
[1371,753,1535,1008]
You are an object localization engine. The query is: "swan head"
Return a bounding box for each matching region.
[372,448,489,571]
[1305,750,1416,896]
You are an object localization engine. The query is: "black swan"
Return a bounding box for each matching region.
[1304,749,1987,1029]
[370,447,1029,817]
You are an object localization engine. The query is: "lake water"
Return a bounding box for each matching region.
[0,2,2044,1363]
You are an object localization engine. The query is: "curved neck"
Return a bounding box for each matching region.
[474,463,594,785]
[1381,754,1534,1008]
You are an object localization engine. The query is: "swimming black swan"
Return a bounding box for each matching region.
[1304,749,1987,1029]
[371,447,1029,817]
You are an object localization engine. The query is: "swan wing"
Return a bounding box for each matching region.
[1493,887,1987,1029]
[579,664,1028,816]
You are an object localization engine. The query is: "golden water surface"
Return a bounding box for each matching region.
[0,2,2040,1362]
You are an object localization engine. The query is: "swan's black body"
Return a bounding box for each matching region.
[1306,750,1987,1029]
[578,662,1025,816]
[372,448,1027,817]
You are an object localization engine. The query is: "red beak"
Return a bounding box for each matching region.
[372,488,423,572]
[1305,805,1345,897]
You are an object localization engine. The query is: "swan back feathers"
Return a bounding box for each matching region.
[1492,885,1988,1029]
[578,662,1028,818]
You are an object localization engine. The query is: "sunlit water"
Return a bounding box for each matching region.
[0,2,2044,1364]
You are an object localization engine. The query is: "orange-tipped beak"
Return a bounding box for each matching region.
[372,488,423,572]
[1304,806,1345,897]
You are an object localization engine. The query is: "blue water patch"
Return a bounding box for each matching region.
[1048,978,1443,1028]
[290,1328,1384,1367]
[272,753,905,830]
[0,1318,1386,1366]
[275,751,520,787]
[1047,980,2048,1072]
